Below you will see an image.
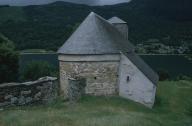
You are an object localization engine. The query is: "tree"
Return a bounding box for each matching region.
[157,69,170,81]
[0,33,19,83]
[21,61,57,81]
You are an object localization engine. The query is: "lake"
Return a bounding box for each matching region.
[19,54,192,78]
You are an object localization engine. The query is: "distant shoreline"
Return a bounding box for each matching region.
[20,52,57,55]
[138,54,192,56]
[19,49,192,55]
[20,52,192,56]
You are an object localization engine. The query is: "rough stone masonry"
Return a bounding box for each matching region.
[59,60,119,98]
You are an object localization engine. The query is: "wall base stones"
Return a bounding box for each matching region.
[0,77,58,107]
[68,78,86,103]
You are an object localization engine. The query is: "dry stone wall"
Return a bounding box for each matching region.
[0,77,58,107]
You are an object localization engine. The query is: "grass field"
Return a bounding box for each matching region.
[0,80,192,126]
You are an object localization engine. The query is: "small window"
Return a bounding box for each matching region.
[94,77,97,80]
[127,76,130,82]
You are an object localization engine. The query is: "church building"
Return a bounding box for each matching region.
[57,12,159,108]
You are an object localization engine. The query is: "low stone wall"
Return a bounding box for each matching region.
[0,77,58,107]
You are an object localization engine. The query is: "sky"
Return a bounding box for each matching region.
[0,0,131,6]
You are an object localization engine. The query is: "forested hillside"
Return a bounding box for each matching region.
[0,0,191,51]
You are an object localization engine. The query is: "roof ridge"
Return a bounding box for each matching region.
[108,16,127,24]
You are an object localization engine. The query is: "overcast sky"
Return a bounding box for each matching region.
[0,0,131,6]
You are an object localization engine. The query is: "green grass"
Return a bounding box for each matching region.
[0,80,192,126]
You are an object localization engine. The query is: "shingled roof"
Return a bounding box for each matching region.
[57,12,134,54]
[108,16,127,24]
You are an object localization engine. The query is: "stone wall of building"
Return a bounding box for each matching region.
[59,61,119,97]
[58,54,157,108]
[0,77,58,107]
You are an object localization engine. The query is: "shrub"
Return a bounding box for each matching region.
[21,61,57,81]
[0,34,19,83]
[154,95,162,107]
[176,75,192,81]
[185,100,192,117]
[157,69,170,81]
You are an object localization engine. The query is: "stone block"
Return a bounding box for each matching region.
[34,92,41,101]
[4,95,13,100]
[36,86,44,90]
[10,97,18,104]
[0,102,10,107]
[18,96,25,105]
[25,97,33,104]
[21,90,31,95]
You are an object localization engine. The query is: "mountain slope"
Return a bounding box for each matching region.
[0,0,191,50]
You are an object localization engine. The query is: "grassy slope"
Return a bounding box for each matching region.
[0,80,192,126]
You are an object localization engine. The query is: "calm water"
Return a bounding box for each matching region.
[19,54,192,78]
[141,55,192,78]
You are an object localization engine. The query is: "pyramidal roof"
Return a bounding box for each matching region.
[108,16,127,24]
[57,12,134,54]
